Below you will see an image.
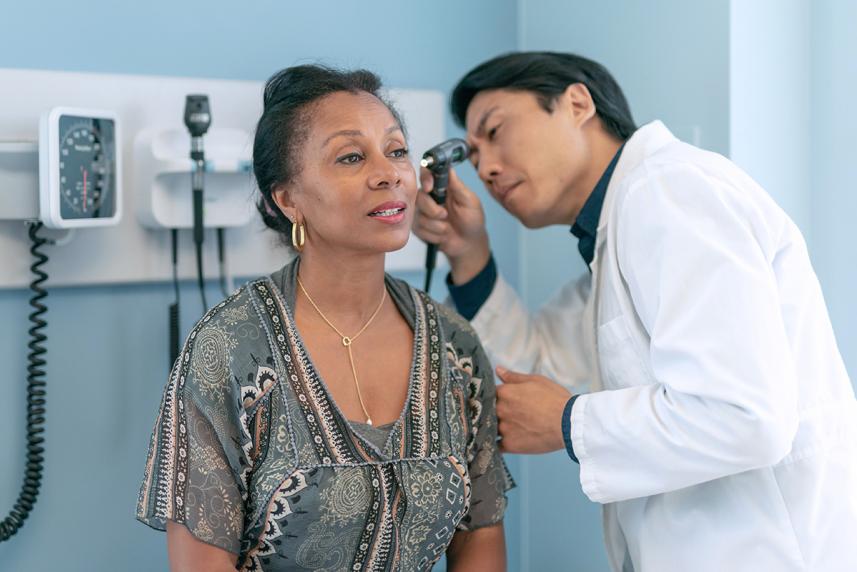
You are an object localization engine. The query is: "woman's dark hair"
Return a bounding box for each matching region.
[253,64,405,244]
[451,51,636,141]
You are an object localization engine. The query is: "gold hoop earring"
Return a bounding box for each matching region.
[291,222,306,251]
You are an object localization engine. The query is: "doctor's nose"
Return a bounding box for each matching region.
[475,144,502,183]
[477,158,502,185]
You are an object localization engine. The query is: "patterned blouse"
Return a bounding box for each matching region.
[137,260,514,571]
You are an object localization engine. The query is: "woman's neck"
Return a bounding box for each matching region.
[295,246,388,328]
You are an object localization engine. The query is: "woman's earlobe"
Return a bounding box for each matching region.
[272,185,297,222]
[281,208,298,225]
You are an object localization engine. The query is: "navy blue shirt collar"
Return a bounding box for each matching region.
[570,144,625,268]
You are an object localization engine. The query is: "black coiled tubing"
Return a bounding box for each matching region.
[0,222,49,541]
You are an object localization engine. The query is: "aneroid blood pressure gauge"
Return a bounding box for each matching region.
[39,107,121,229]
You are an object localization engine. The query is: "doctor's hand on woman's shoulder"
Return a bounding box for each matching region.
[414,166,491,285]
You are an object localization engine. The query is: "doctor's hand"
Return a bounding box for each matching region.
[413,166,491,285]
[495,367,572,454]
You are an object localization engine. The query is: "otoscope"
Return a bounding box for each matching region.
[420,138,470,293]
[166,95,211,368]
[184,94,211,311]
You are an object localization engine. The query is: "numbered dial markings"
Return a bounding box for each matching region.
[59,123,111,215]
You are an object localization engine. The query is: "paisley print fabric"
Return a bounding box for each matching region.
[137,259,514,570]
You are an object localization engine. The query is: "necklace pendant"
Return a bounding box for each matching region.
[342,336,352,347]
[366,417,373,426]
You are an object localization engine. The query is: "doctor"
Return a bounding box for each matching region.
[414,51,857,571]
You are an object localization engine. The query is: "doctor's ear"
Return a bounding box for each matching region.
[563,83,597,127]
[271,183,299,223]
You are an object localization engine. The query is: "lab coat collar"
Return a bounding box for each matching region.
[589,120,678,276]
[593,120,678,248]
[586,121,678,370]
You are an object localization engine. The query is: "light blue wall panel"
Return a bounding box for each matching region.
[810,0,857,383]
[730,0,812,237]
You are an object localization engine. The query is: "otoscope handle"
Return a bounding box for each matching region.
[424,244,439,290]
[424,178,449,292]
[429,172,449,205]
[193,189,204,245]
[192,160,205,246]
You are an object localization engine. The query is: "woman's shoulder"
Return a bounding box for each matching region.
[384,275,478,337]
[174,279,277,405]
[415,289,487,363]
[190,279,267,334]
[178,278,277,374]
[433,297,480,341]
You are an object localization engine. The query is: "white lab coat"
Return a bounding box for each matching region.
[472,121,857,571]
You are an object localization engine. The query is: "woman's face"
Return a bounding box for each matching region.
[274,91,417,256]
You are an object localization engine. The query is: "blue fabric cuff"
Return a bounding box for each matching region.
[562,394,581,464]
[446,254,497,320]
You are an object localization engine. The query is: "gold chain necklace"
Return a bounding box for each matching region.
[297,276,387,426]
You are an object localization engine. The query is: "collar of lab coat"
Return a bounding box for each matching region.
[591,120,678,269]
[584,120,676,345]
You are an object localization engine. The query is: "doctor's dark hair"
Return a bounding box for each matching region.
[253,64,405,243]
[451,51,636,141]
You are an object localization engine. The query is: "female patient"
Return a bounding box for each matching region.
[136,65,513,571]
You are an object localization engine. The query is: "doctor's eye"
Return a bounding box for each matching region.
[487,124,501,141]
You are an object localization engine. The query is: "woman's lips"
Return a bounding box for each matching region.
[368,202,407,224]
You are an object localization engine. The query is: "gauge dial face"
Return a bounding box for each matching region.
[58,115,117,220]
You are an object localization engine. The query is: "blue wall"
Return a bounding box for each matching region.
[0,2,521,570]
[810,0,857,381]
[519,0,732,156]
[730,0,812,240]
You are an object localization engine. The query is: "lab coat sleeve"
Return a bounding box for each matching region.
[572,163,800,504]
[469,271,594,392]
